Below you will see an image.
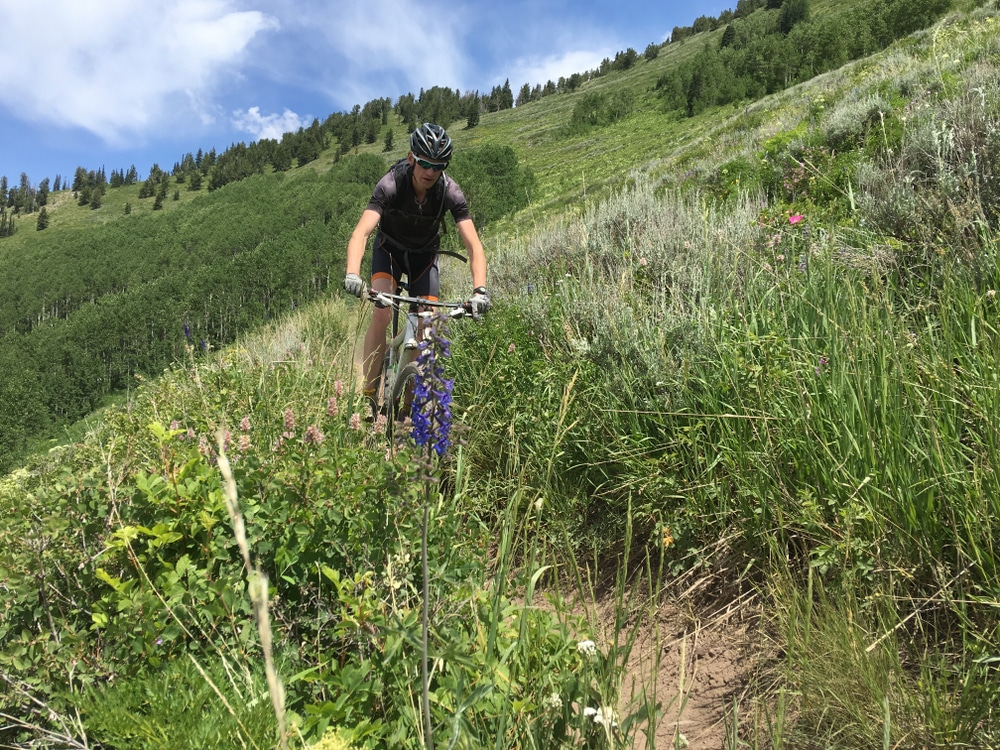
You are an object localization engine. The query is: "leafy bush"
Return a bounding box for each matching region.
[447,144,536,230]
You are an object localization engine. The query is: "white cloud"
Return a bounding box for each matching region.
[232,107,310,141]
[507,47,616,90]
[0,0,278,142]
[289,0,471,97]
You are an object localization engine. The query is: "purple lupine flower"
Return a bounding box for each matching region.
[411,316,454,457]
[183,324,191,341]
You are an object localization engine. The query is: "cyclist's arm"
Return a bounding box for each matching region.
[456,218,487,290]
[346,209,382,276]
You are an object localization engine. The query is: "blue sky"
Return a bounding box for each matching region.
[0,0,733,185]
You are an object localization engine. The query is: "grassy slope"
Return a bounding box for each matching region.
[3,2,998,747]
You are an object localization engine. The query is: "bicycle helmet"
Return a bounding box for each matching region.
[410,122,453,161]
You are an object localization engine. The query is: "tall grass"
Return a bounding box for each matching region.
[449,24,1000,739]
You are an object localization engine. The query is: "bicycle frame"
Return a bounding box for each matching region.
[368,286,468,423]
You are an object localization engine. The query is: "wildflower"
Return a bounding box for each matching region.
[577,639,597,657]
[240,416,251,432]
[662,526,673,549]
[334,379,345,398]
[583,707,598,718]
[349,413,362,431]
[183,324,191,340]
[987,289,997,300]
[304,425,325,445]
[535,497,544,511]
[544,692,563,710]
[238,434,251,452]
[638,257,648,267]
[816,356,829,375]
[170,420,180,431]
[789,214,804,225]
[593,707,618,728]
[373,413,388,435]
[411,317,454,458]
[284,408,295,432]
[327,396,339,418]
[508,342,516,354]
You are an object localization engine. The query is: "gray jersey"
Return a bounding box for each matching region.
[366,161,472,253]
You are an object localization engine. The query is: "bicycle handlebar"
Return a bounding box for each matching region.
[366,288,471,317]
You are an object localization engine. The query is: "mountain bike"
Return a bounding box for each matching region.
[367,284,470,426]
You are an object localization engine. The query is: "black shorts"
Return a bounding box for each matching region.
[371,232,440,300]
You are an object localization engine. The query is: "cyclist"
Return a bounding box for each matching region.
[343,122,491,417]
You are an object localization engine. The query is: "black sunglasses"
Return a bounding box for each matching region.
[414,157,447,171]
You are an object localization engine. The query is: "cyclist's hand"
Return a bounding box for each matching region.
[344,272,364,298]
[468,287,491,320]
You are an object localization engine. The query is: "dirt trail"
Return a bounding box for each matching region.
[567,581,761,750]
[626,601,756,748]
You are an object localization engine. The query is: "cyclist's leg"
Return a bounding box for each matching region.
[406,252,440,302]
[364,239,400,412]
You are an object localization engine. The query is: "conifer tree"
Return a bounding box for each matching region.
[36,207,49,230]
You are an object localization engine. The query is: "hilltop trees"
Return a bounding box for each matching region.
[657,0,954,117]
[0,207,14,237]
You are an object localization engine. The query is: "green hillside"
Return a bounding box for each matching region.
[3,0,1000,747]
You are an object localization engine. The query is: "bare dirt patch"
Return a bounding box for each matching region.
[568,579,763,750]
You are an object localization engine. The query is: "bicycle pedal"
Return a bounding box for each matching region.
[403,338,418,350]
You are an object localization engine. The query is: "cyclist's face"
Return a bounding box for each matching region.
[410,153,445,190]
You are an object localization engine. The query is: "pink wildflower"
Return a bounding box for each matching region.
[284,408,295,432]
[349,412,362,431]
[334,379,345,398]
[789,214,804,225]
[304,425,325,445]
[327,396,339,417]
[508,343,516,354]
[238,434,251,452]
[240,416,251,432]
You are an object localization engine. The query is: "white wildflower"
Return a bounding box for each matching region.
[593,707,618,728]
[543,692,563,710]
[576,639,597,656]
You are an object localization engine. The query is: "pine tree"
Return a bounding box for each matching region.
[36,207,49,230]
[721,23,737,48]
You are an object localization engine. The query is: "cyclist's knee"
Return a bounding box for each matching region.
[370,306,391,328]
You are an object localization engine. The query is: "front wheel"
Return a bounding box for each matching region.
[390,361,420,423]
